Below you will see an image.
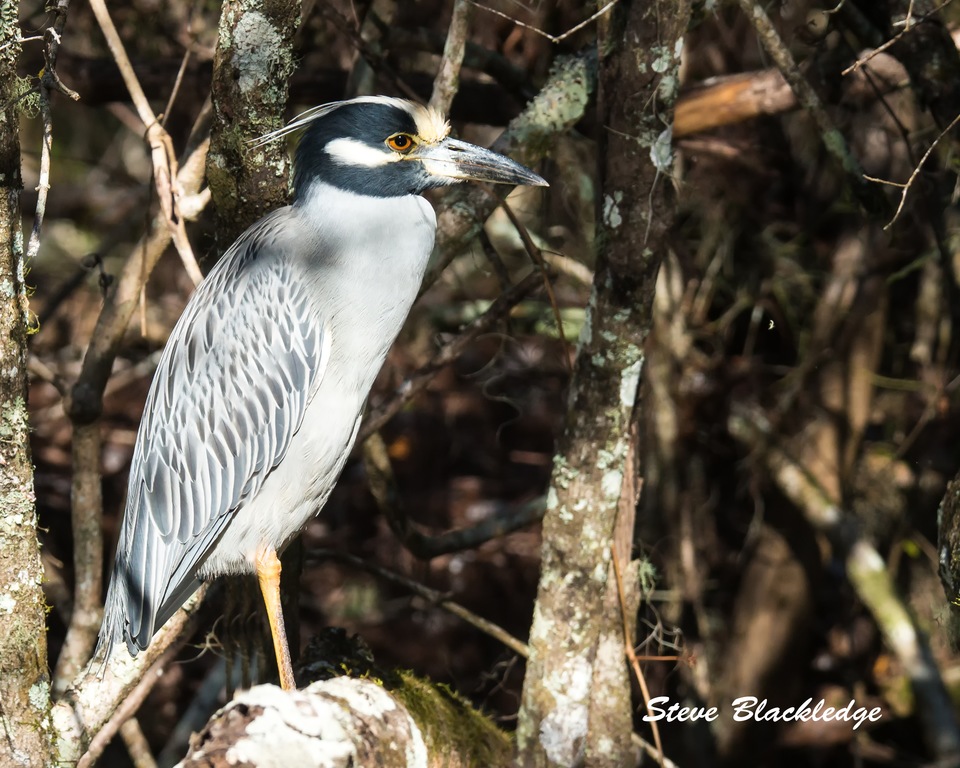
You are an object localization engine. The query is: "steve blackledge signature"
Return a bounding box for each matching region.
[643,696,883,731]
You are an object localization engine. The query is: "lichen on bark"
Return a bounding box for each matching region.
[207,0,302,249]
[516,1,693,766]
[0,2,55,764]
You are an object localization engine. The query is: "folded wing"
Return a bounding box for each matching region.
[100,214,328,655]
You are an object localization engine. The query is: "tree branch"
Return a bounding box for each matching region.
[728,404,960,761]
[422,51,596,294]
[311,549,530,658]
[87,0,203,285]
[428,0,472,114]
[361,432,545,559]
[25,0,78,263]
[735,0,889,216]
[52,588,206,764]
[360,269,544,442]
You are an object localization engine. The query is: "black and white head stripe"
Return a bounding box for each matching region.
[250,96,545,199]
[250,97,455,199]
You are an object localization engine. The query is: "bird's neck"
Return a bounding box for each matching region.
[294,179,421,221]
[291,180,437,273]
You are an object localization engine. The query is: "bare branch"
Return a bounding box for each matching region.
[25,0,78,264]
[736,0,889,216]
[360,269,544,442]
[469,0,617,44]
[311,549,530,658]
[613,544,666,768]
[865,110,960,229]
[51,423,105,696]
[87,0,203,286]
[497,198,571,369]
[428,0,471,115]
[52,588,207,764]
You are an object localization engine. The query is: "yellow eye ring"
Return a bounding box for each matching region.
[386,133,416,153]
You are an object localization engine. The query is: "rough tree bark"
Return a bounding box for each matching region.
[515,1,692,766]
[0,3,55,765]
[207,0,302,249]
[178,674,512,767]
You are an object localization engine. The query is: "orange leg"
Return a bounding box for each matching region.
[256,547,297,691]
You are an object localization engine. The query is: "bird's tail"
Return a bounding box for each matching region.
[94,565,138,673]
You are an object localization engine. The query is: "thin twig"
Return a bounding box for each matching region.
[359,269,544,442]
[477,229,513,291]
[161,50,192,129]
[496,197,572,370]
[736,0,888,216]
[0,34,43,52]
[429,0,472,114]
[87,0,203,286]
[612,543,666,768]
[470,0,617,44]
[310,550,529,658]
[362,431,545,559]
[26,0,78,264]
[386,26,534,102]
[630,734,680,768]
[842,0,954,75]
[864,110,960,229]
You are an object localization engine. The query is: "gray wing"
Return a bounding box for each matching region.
[101,212,328,655]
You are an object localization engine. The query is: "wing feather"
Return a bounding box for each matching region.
[99,211,328,656]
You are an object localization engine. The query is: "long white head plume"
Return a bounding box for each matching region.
[249,96,450,148]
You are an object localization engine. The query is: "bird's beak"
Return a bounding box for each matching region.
[417,138,548,187]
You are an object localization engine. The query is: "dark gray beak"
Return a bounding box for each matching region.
[417,137,548,187]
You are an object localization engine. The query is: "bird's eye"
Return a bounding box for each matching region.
[386,134,416,153]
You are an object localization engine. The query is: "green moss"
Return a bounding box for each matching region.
[205,158,239,214]
[297,629,511,764]
[392,671,513,768]
[13,76,39,119]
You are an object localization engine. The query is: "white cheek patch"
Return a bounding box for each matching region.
[325,137,402,168]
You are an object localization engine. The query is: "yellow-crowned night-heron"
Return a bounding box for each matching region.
[97,97,546,690]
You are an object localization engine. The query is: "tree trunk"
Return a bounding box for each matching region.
[0,3,55,765]
[207,0,302,249]
[515,1,692,766]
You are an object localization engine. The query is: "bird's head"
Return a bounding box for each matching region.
[254,97,547,199]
